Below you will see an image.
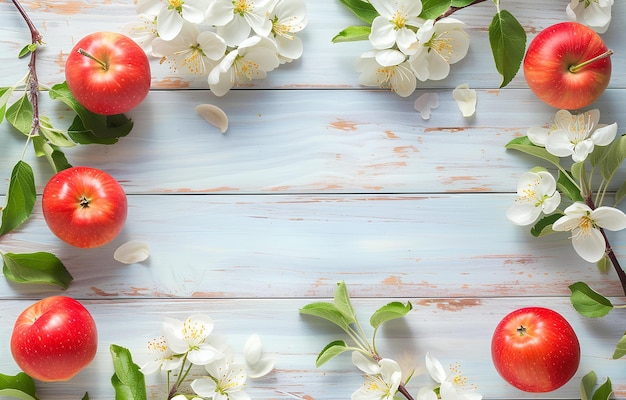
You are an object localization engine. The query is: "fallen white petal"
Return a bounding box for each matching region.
[244,334,263,365]
[114,240,150,264]
[247,355,276,378]
[452,83,477,117]
[413,92,439,120]
[195,104,228,133]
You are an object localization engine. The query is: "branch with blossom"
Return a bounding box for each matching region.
[127,0,307,97]
[300,282,482,400]
[505,108,626,360]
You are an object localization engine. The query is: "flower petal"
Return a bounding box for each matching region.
[572,227,606,263]
[414,92,439,120]
[452,83,476,117]
[244,334,263,365]
[352,351,380,375]
[424,353,446,384]
[114,240,150,264]
[591,206,626,231]
[590,122,618,146]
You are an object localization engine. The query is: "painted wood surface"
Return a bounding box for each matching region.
[0,0,625,399]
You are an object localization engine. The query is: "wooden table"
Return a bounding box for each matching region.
[1,0,624,399]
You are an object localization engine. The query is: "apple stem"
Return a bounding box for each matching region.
[569,49,614,73]
[516,325,526,336]
[78,48,108,70]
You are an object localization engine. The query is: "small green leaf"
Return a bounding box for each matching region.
[333,281,357,323]
[530,213,563,237]
[38,116,76,148]
[0,372,38,400]
[300,302,352,331]
[613,333,626,359]
[338,0,378,24]
[488,9,526,88]
[557,169,583,202]
[315,340,349,367]
[581,370,597,400]
[0,86,15,124]
[32,137,72,172]
[614,179,626,206]
[505,136,561,168]
[0,161,36,236]
[569,282,613,318]
[596,255,610,273]
[370,301,412,329]
[18,44,37,58]
[6,93,34,135]
[82,393,90,400]
[2,252,73,289]
[592,377,613,400]
[451,0,475,5]
[110,344,147,400]
[420,0,451,19]
[332,26,371,43]
[49,82,133,145]
[598,134,626,181]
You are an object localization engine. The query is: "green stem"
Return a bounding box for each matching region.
[78,48,108,70]
[569,50,613,73]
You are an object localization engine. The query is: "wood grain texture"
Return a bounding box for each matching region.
[0,0,625,399]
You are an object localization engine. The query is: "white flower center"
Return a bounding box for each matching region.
[233,0,254,15]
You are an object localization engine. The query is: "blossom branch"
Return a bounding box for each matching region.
[438,0,489,20]
[12,0,43,139]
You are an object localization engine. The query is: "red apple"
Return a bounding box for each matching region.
[65,31,151,115]
[491,307,580,392]
[10,296,98,382]
[42,166,127,248]
[523,21,612,110]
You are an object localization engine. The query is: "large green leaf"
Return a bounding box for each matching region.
[569,282,613,318]
[6,93,33,135]
[370,301,412,329]
[451,0,476,6]
[49,82,133,145]
[315,340,349,367]
[613,333,626,359]
[0,86,15,124]
[110,344,147,400]
[505,136,561,168]
[488,9,526,88]
[557,169,583,202]
[581,371,597,400]
[2,252,73,289]
[0,372,38,400]
[530,213,563,237]
[338,0,378,24]
[0,161,36,236]
[332,26,371,43]
[592,377,613,400]
[598,134,626,181]
[300,301,352,331]
[420,0,451,19]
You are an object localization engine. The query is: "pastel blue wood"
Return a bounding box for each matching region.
[0,0,624,399]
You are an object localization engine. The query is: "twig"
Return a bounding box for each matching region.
[11,0,43,139]
[437,0,489,20]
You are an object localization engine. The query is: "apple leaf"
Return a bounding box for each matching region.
[529,213,562,237]
[315,340,349,367]
[598,134,626,182]
[332,26,371,43]
[333,281,357,323]
[557,169,583,202]
[451,0,476,6]
[338,0,378,24]
[614,179,626,206]
[32,136,72,173]
[38,116,76,148]
[370,301,413,329]
[0,372,39,400]
[2,251,73,289]
[581,370,597,400]
[0,161,36,236]
[613,333,626,359]
[569,282,614,318]
[49,82,133,145]
[488,9,526,88]
[82,393,90,400]
[0,86,15,124]
[300,301,353,332]
[6,93,33,135]
[110,344,147,400]
[505,136,561,168]
[420,0,451,19]
[592,377,613,400]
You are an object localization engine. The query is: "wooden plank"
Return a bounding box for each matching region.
[0,297,623,399]
[2,194,624,299]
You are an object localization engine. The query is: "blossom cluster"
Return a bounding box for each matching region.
[507,109,626,264]
[355,0,470,98]
[140,314,275,400]
[127,0,307,96]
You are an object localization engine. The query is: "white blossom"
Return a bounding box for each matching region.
[162,315,222,365]
[530,109,618,163]
[552,202,626,263]
[409,18,470,81]
[191,356,249,400]
[507,170,561,226]
[267,0,308,63]
[136,0,211,41]
[423,353,482,400]
[356,49,417,97]
[140,335,183,375]
[207,0,273,46]
[124,15,159,56]
[566,0,613,34]
[351,352,402,400]
[368,0,423,54]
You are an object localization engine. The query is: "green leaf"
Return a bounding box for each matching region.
[557,169,583,202]
[613,333,626,359]
[420,0,451,19]
[0,86,15,124]
[18,44,37,58]
[569,282,613,318]
[592,377,613,400]
[2,252,73,289]
[370,301,412,329]
[581,370,597,400]
[49,82,133,145]
[338,0,378,24]
[6,93,34,135]
[598,134,626,182]
[38,116,76,148]
[82,393,90,400]
[530,213,563,237]
[614,179,626,206]
[333,281,356,323]
[32,136,73,172]
[300,301,352,331]
[596,255,610,273]
[315,340,349,367]
[505,136,561,167]
[0,372,38,400]
[488,9,526,88]
[110,344,147,400]
[0,161,36,236]
[451,0,475,6]
[332,26,371,43]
